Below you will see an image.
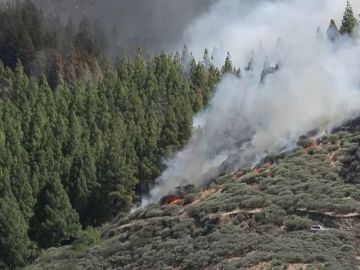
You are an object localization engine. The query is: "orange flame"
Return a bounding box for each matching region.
[304,137,322,153]
[251,162,272,174]
[251,168,262,174]
[161,195,182,205]
[168,198,182,205]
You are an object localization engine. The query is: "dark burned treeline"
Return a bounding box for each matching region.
[0,1,227,268]
[0,0,110,89]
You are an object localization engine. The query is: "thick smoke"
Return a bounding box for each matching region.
[149,0,360,202]
[31,0,216,54]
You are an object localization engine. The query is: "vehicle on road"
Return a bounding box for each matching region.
[310,225,329,232]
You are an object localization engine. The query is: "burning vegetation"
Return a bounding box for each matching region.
[297,134,328,154]
[251,162,272,174]
[303,137,321,153]
[160,195,182,206]
[29,128,360,270]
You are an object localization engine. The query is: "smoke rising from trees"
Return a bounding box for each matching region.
[149,0,360,202]
[30,0,217,54]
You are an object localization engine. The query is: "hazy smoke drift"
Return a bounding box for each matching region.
[150,0,360,202]
[31,0,216,54]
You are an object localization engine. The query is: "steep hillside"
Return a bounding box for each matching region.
[27,121,360,270]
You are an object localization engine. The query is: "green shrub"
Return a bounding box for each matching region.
[327,135,338,145]
[265,205,286,225]
[240,196,264,209]
[327,145,339,152]
[183,250,211,269]
[271,259,283,267]
[254,212,265,223]
[284,216,310,231]
[276,194,296,211]
[73,227,101,251]
[297,137,314,148]
[215,174,233,185]
[183,193,196,206]
[348,134,360,143]
[240,173,259,185]
[161,205,181,216]
[130,204,160,220]
[340,245,354,252]
[324,172,339,181]
[144,208,164,218]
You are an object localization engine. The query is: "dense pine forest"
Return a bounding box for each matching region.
[0,1,230,268]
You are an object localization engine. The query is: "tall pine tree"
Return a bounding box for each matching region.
[340,1,358,35]
[30,177,81,248]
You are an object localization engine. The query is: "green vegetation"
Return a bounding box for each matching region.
[26,127,360,270]
[72,227,101,251]
[0,51,222,267]
[340,1,358,35]
[327,1,358,41]
[1,1,360,269]
[0,169,30,268]
[0,1,227,267]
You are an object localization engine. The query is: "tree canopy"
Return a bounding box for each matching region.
[340,1,358,35]
[0,25,222,267]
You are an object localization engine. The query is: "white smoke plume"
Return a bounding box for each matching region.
[149,0,360,202]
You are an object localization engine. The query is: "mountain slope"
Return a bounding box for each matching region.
[27,122,360,270]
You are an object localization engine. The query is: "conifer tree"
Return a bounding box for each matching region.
[0,168,30,268]
[205,64,220,104]
[0,24,218,267]
[202,49,212,70]
[96,115,137,223]
[133,51,147,92]
[327,19,339,42]
[340,1,358,35]
[221,52,233,74]
[316,26,324,40]
[190,60,207,112]
[30,177,81,248]
[181,45,193,75]
[2,101,34,221]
